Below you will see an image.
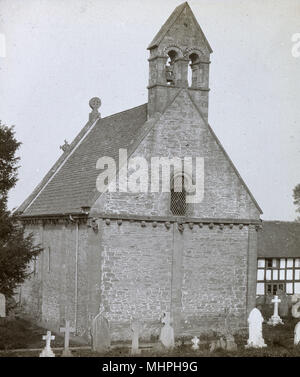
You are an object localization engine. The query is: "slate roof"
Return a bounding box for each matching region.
[258,221,300,258]
[148,2,213,53]
[19,104,148,216]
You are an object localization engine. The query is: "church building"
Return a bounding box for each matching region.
[17,2,263,341]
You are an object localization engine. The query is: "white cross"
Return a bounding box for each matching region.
[272,295,281,318]
[42,331,55,349]
[60,320,75,350]
[192,336,200,350]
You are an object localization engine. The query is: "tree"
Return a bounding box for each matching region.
[0,121,42,297]
[293,183,300,222]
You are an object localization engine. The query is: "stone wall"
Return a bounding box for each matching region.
[98,218,258,341]
[19,221,98,339]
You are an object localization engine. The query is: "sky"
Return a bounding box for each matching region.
[0,0,299,220]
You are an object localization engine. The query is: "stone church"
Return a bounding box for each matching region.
[17,2,263,341]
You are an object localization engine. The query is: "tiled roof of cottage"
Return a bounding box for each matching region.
[19,104,148,216]
[258,221,300,258]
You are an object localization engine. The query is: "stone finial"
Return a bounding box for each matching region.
[89,97,101,122]
[60,139,70,153]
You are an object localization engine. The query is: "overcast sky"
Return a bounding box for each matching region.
[0,0,299,220]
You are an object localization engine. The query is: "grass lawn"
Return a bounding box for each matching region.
[0,316,299,357]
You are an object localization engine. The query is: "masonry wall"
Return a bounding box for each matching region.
[93,90,260,220]
[20,221,99,339]
[99,219,173,341]
[97,218,258,341]
[181,225,250,332]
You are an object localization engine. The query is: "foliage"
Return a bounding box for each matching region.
[0,122,42,297]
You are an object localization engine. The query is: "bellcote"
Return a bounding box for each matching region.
[147,2,212,120]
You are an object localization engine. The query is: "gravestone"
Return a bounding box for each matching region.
[60,320,75,357]
[92,309,111,353]
[292,296,300,319]
[0,294,6,317]
[277,290,289,318]
[39,331,55,357]
[267,295,284,326]
[294,322,300,346]
[245,308,267,348]
[225,334,238,351]
[130,320,141,355]
[191,336,199,350]
[219,337,226,350]
[159,312,174,349]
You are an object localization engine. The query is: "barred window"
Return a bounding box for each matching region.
[170,175,187,216]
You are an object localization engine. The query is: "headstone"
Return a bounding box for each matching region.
[277,290,289,318]
[39,331,55,357]
[91,309,111,353]
[60,320,75,357]
[245,308,267,348]
[159,312,174,349]
[267,295,284,326]
[191,336,199,350]
[209,341,216,352]
[225,334,238,351]
[292,300,300,319]
[130,320,141,355]
[0,294,6,317]
[219,337,226,350]
[294,322,300,346]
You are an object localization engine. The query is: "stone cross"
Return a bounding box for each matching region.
[60,320,75,357]
[267,295,284,326]
[0,293,6,317]
[40,331,55,357]
[245,308,267,348]
[191,336,200,350]
[130,320,141,355]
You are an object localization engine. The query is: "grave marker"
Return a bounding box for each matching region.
[40,331,55,357]
[92,309,111,353]
[267,295,284,326]
[294,321,300,346]
[191,336,199,350]
[60,320,75,357]
[0,294,5,317]
[130,320,141,355]
[159,312,174,349]
[245,308,267,348]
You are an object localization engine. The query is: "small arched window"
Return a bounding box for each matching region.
[188,53,200,88]
[170,175,187,216]
[165,50,177,86]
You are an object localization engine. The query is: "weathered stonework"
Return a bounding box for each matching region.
[18,3,261,342]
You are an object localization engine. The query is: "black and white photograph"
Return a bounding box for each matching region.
[0,0,300,365]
